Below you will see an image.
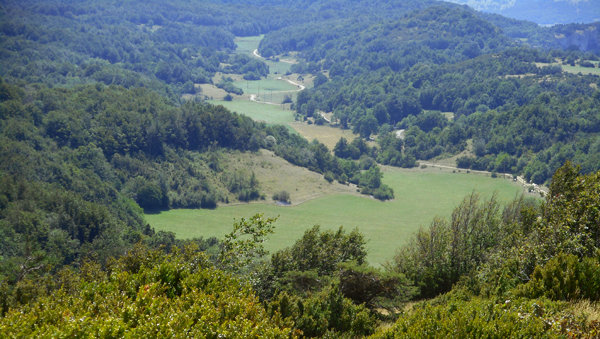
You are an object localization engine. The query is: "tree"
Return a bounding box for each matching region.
[313,73,328,87]
[533,162,600,258]
[333,137,350,158]
[394,193,503,297]
[338,262,416,307]
[218,214,276,273]
[271,226,367,277]
[136,182,167,210]
[353,114,378,138]
[359,166,382,189]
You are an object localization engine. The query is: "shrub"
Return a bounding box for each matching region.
[272,190,290,204]
[136,182,166,210]
[282,95,292,104]
[513,253,600,301]
[0,246,294,338]
[238,188,260,202]
[375,297,596,338]
[372,185,394,201]
[269,286,375,338]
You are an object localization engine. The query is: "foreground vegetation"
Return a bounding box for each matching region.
[3,163,600,337]
[0,245,295,337]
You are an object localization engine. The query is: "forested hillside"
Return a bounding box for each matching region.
[0,0,292,96]
[260,3,600,183]
[1,0,600,337]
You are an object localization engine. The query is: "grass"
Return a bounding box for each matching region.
[222,149,358,204]
[197,84,230,100]
[289,122,359,150]
[234,35,263,56]
[560,64,600,76]
[535,61,600,76]
[146,165,529,265]
[233,78,298,94]
[206,99,358,150]
[235,35,293,74]
[571,300,600,323]
[265,59,293,75]
[208,99,295,125]
[233,77,300,104]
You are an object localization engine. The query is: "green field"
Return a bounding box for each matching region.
[146,167,529,265]
[234,35,263,55]
[208,99,295,125]
[560,63,600,76]
[536,61,600,76]
[233,78,300,104]
[234,78,298,93]
[265,58,293,75]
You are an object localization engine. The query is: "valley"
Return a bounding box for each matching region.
[2,1,600,337]
[146,35,534,265]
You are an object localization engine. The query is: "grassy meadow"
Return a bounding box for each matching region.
[208,99,295,125]
[560,63,600,76]
[146,165,530,265]
[289,122,359,149]
[234,35,262,55]
[535,60,600,76]
[208,99,361,149]
[233,78,298,94]
[233,77,300,104]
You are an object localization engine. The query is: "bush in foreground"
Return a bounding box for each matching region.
[0,245,293,338]
[374,296,600,338]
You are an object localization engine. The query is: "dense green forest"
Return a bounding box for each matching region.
[1,0,600,337]
[260,3,600,183]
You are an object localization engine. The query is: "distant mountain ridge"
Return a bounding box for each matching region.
[446,0,600,25]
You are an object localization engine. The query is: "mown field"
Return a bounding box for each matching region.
[234,77,300,104]
[289,121,359,149]
[233,78,298,94]
[234,35,262,55]
[146,165,530,265]
[536,60,600,76]
[208,99,295,125]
